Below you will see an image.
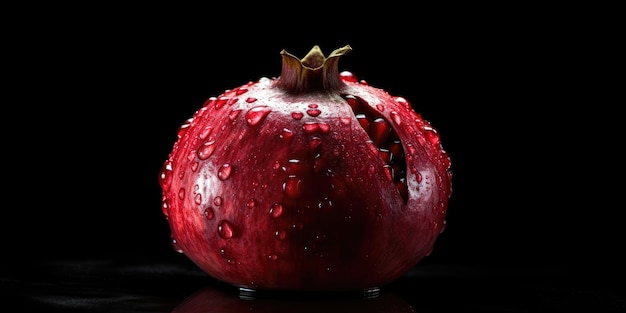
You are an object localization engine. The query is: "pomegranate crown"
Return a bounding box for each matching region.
[274,45,352,93]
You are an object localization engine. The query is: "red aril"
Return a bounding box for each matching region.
[159,45,453,293]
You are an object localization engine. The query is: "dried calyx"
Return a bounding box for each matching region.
[275,45,352,93]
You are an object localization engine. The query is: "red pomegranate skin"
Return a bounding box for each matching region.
[158,45,452,291]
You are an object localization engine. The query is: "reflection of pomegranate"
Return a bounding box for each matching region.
[159,45,453,291]
[171,286,415,313]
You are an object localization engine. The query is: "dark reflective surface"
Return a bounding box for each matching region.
[172,286,413,313]
[3,256,624,312]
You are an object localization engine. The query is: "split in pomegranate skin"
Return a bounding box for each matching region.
[159,45,453,293]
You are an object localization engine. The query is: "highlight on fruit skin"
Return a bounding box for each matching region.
[158,44,453,293]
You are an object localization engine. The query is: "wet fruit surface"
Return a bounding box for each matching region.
[159,45,453,291]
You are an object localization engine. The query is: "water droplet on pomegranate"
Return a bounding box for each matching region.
[228,109,242,122]
[390,111,402,125]
[246,97,257,103]
[158,161,173,191]
[291,111,304,120]
[306,108,321,117]
[197,141,217,160]
[198,126,213,140]
[245,106,271,126]
[280,128,294,142]
[203,96,217,108]
[340,117,351,125]
[339,71,358,82]
[303,122,318,134]
[425,128,440,145]
[190,161,199,172]
[218,220,235,239]
[171,236,183,253]
[161,197,170,217]
[219,247,236,264]
[218,164,233,180]
[194,193,202,205]
[283,176,303,199]
[203,207,214,220]
[416,172,423,183]
[235,87,248,95]
[246,198,257,208]
[306,103,322,117]
[303,122,330,134]
[395,96,411,110]
[269,203,283,218]
[268,254,278,261]
[178,188,185,200]
[273,161,281,170]
[214,196,223,206]
[215,97,228,109]
[376,104,385,112]
[275,230,287,240]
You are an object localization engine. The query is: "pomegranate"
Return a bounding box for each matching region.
[158,45,452,293]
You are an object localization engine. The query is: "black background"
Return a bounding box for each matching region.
[3,5,623,311]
